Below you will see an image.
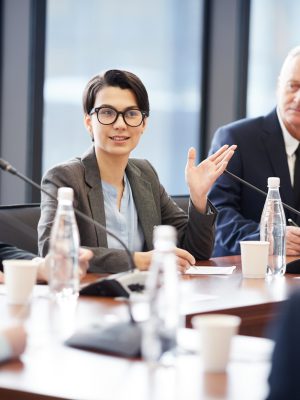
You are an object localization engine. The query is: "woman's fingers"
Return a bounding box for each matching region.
[186,147,197,169]
[208,144,230,161]
[175,247,195,266]
[208,145,237,166]
[175,247,195,273]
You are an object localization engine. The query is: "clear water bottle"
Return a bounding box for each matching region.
[260,177,286,275]
[141,225,180,365]
[48,187,80,300]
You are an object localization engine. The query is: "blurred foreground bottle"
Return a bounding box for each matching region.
[260,177,286,275]
[141,225,180,365]
[48,187,80,300]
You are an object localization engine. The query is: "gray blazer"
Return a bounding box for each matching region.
[38,147,217,273]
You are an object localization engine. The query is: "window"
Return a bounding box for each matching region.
[43,0,203,194]
[247,0,300,117]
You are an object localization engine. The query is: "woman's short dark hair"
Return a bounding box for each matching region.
[82,69,150,116]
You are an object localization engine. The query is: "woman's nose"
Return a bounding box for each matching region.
[113,113,127,128]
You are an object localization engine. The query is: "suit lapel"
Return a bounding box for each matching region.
[261,109,294,208]
[80,152,160,249]
[126,161,160,250]
[81,147,107,247]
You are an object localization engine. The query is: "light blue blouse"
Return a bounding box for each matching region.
[101,174,144,252]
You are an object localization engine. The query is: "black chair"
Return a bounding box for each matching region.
[0,198,187,256]
[0,203,40,254]
[171,195,189,213]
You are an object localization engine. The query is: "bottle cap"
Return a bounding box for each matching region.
[57,187,74,202]
[267,177,280,188]
[153,225,176,243]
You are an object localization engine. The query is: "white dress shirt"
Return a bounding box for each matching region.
[277,107,300,186]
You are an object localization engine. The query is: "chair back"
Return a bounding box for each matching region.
[0,199,188,255]
[0,203,40,254]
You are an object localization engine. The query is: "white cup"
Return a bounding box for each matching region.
[3,260,38,304]
[240,241,269,278]
[192,314,241,373]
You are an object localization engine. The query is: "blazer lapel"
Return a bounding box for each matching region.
[261,109,294,208]
[81,147,108,247]
[126,161,160,250]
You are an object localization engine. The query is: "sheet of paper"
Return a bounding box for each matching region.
[185,266,236,275]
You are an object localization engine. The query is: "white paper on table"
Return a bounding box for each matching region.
[185,266,236,275]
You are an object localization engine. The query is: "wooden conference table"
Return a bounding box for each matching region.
[0,255,299,400]
[182,255,300,336]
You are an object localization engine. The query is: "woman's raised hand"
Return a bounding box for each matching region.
[185,144,237,212]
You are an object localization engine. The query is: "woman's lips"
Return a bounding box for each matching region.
[109,136,129,142]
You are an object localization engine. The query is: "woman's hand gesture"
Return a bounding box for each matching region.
[185,144,236,213]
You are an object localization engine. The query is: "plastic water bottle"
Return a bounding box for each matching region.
[48,187,80,300]
[141,225,180,365]
[260,177,286,275]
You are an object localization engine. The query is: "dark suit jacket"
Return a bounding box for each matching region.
[266,290,300,400]
[38,147,217,273]
[208,108,298,257]
[0,242,35,271]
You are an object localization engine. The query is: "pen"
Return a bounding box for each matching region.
[288,218,299,227]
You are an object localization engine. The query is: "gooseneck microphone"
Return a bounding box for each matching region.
[0,157,146,299]
[224,169,300,275]
[0,157,145,357]
[0,157,135,269]
[224,169,300,218]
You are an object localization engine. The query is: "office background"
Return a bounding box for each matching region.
[0,0,299,204]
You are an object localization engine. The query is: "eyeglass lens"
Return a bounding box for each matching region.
[97,107,144,127]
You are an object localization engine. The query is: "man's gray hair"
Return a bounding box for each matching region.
[279,46,300,79]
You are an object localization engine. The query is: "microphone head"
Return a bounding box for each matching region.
[0,158,17,174]
[0,158,10,170]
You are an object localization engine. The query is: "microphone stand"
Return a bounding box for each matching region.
[224,169,300,218]
[0,158,148,301]
[224,169,300,275]
[0,159,136,272]
[0,158,144,357]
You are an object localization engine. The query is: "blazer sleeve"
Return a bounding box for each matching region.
[0,242,35,271]
[145,161,217,260]
[38,163,135,274]
[38,164,74,257]
[208,127,260,256]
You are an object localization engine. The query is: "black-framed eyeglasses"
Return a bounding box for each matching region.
[89,106,148,127]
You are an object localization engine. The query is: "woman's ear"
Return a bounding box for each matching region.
[84,113,91,129]
[84,114,94,141]
[142,116,148,130]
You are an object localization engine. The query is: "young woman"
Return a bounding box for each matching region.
[38,69,236,273]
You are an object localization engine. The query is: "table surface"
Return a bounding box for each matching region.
[181,255,300,335]
[0,255,299,400]
[0,325,273,400]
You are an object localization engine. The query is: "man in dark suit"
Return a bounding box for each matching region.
[266,290,300,399]
[0,242,34,267]
[208,46,300,256]
[0,242,93,282]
